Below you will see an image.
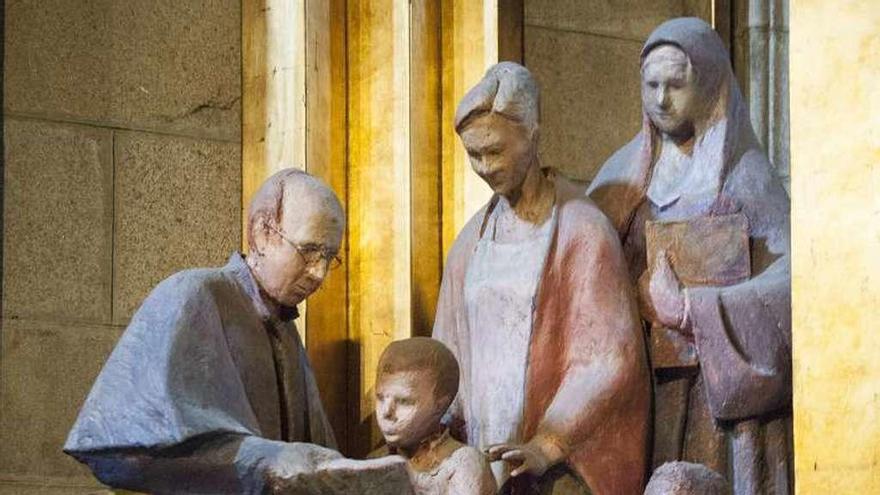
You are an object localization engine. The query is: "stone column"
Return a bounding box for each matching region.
[734,0,790,193]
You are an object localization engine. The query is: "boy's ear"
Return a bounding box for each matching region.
[435,393,454,413]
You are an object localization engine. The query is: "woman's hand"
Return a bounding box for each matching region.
[485,435,567,478]
[639,250,687,330]
[486,443,551,477]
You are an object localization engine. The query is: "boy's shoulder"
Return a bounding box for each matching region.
[441,440,496,495]
[443,439,483,464]
[444,441,492,475]
[416,431,491,475]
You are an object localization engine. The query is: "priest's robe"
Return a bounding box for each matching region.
[64,253,340,494]
[433,174,651,495]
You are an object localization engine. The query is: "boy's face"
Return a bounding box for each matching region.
[375,370,447,452]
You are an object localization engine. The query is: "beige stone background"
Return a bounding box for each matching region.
[0,0,802,493]
[6,0,879,493]
[2,1,241,492]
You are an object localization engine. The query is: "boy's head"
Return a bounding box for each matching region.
[644,462,730,495]
[374,338,459,452]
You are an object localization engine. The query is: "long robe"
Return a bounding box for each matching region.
[588,18,792,495]
[64,253,339,494]
[434,173,651,495]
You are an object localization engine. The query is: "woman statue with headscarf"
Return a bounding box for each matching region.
[434,62,650,494]
[588,18,791,495]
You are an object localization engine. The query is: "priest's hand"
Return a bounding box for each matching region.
[639,251,687,331]
[486,435,567,478]
[264,444,413,494]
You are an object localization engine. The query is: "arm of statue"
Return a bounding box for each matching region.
[81,434,412,494]
[490,224,647,477]
[448,447,497,495]
[518,348,636,472]
[79,433,335,493]
[636,157,791,420]
[638,250,688,330]
[487,346,637,479]
[685,158,792,420]
[543,225,646,457]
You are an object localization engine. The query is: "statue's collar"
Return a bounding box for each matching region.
[391,428,460,474]
[226,252,300,325]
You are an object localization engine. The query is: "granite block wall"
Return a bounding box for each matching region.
[524,0,712,182]
[1,1,241,491]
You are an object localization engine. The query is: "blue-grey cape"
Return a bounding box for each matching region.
[64,253,337,493]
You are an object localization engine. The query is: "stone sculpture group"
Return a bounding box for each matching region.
[65,17,790,495]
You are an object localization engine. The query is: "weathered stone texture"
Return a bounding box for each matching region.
[0,320,122,481]
[4,0,241,141]
[525,0,688,40]
[2,119,113,323]
[112,131,241,323]
[2,0,242,491]
[526,26,643,181]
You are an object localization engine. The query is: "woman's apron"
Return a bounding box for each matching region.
[463,204,556,487]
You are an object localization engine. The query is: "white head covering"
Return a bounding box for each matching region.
[591,17,760,233]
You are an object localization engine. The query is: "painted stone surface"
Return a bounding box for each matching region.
[589,17,792,495]
[434,62,650,495]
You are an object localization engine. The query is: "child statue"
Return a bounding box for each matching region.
[371,337,496,495]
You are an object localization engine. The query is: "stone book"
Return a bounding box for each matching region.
[645,213,751,370]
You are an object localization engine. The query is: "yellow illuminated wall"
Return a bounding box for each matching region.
[440,0,497,256]
[346,0,417,451]
[242,0,306,238]
[791,0,880,492]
